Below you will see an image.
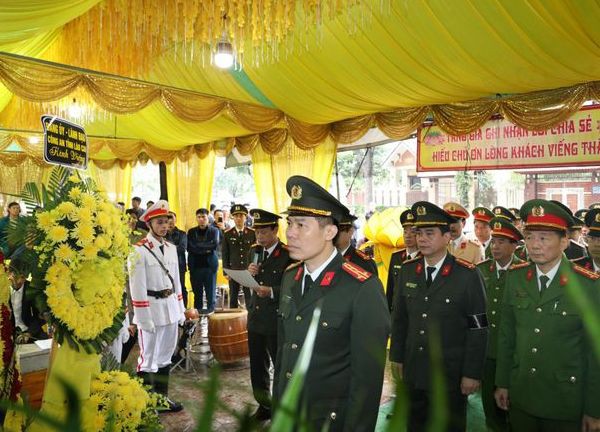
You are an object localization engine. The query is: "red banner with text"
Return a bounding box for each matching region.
[417,106,600,171]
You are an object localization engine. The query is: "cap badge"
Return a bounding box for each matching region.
[532,206,545,217]
[494,222,502,230]
[477,209,485,215]
[494,208,501,214]
[596,214,600,223]
[449,205,456,212]
[253,212,260,220]
[416,206,426,216]
[407,213,414,220]
[291,185,302,200]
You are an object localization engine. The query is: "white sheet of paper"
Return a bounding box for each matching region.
[34,338,53,350]
[223,268,261,289]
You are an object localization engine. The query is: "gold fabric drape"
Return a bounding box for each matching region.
[251,138,337,219]
[88,161,132,207]
[0,158,49,210]
[166,152,216,231]
[1,53,599,161]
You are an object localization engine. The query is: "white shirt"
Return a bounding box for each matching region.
[535,260,561,292]
[407,249,419,260]
[423,254,448,283]
[594,260,600,273]
[302,248,338,294]
[10,283,28,332]
[496,259,513,279]
[482,238,491,250]
[264,241,279,258]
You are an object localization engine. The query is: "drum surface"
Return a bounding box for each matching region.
[208,309,249,363]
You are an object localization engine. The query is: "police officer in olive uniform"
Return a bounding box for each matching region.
[495,199,600,431]
[550,200,588,260]
[476,217,524,431]
[390,201,488,432]
[494,206,527,261]
[222,204,256,308]
[444,201,485,264]
[245,209,294,421]
[390,201,488,431]
[472,207,494,260]
[274,176,390,432]
[386,209,421,311]
[335,212,378,274]
[573,208,600,273]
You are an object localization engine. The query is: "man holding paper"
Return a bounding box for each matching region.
[246,208,293,421]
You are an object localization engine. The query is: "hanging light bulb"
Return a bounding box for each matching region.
[68,98,82,119]
[213,14,234,69]
[214,39,234,69]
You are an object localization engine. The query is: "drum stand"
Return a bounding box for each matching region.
[171,316,213,373]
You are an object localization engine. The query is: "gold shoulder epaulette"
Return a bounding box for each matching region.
[509,261,530,271]
[246,227,255,231]
[355,249,371,260]
[455,258,475,269]
[285,261,303,272]
[280,243,288,249]
[135,238,148,247]
[477,258,492,267]
[342,261,372,282]
[250,243,259,248]
[573,263,600,280]
[403,255,421,265]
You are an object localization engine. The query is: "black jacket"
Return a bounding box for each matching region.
[390,254,488,391]
[11,281,47,340]
[187,225,220,271]
[166,228,187,273]
[246,242,293,335]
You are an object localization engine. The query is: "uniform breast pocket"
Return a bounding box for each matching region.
[319,313,345,332]
[549,302,582,330]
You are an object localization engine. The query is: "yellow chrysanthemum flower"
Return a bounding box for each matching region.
[56,201,77,218]
[54,243,75,262]
[68,175,81,184]
[72,222,95,246]
[81,244,99,261]
[95,211,110,229]
[36,211,56,232]
[48,225,69,243]
[68,186,83,201]
[77,206,93,222]
[80,193,97,210]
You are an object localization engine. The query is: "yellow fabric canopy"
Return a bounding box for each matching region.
[1,0,600,215]
[0,0,599,162]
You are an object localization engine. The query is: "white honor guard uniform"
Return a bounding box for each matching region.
[128,201,185,374]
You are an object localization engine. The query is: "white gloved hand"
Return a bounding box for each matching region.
[139,322,156,334]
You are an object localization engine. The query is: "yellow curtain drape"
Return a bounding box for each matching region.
[88,161,132,206]
[166,151,216,231]
[0,158,50,210]
[251,137,337,217]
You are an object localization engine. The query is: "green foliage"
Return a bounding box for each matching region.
[454,171,472,207]
[474,171,496,208]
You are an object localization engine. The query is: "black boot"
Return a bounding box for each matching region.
[136,371,155,391]
[155,366,183,413]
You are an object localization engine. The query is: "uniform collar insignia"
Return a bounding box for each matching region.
[559,274,568,286]
[416,262,423,275]
[526,268,533,281]
[441,263,451,276]
[294,266,303,281]
[320,272,335,286]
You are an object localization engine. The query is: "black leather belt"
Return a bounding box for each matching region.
[147,289,173,299]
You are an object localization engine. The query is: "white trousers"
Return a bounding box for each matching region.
[137,323,178,373]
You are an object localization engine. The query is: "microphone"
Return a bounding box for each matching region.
[252,246,265,266]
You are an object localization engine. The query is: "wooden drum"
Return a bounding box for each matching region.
[208,309,249,364]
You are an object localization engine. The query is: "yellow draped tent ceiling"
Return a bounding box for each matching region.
[1,0,600,163]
